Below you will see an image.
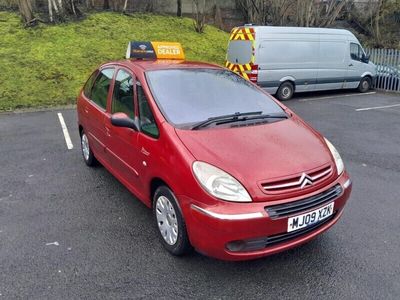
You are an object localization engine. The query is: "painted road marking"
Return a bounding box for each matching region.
[299,91,376,102]
[355,103,400,111]
[57,112,73,150]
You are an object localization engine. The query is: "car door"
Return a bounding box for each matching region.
[83,68,115,161]
[136,80,161,197]
[104,68,142,192]
[345,42,365,88]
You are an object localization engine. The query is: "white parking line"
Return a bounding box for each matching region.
[355,103,400,112]
[299,91,376,102]
[57,112,73,150]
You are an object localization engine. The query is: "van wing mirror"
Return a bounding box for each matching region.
[111,113,138,131]
[362,53,370,63]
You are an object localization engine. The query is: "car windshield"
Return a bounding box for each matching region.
[145,69,285,127]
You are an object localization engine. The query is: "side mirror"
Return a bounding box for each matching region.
[111,113,138,131]
[361,53,370,63]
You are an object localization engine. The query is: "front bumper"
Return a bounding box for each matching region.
[180,173,352,261]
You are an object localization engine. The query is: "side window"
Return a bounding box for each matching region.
[112,69,134,119]
[350,43,361,61]
[91,68,114,109]
[138,85,159,138]
[83,70,99,98]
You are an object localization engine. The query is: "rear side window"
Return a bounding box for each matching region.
[138,85,159,138]
[227,40,252,64]
[112,69,134,119]
[91,68,114,109]
[83,70,99,98]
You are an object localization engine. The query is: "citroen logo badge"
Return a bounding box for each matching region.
[299,173,313,189]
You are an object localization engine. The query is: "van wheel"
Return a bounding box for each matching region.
[277,82,294,101]
[80,130,97,167]
[358,77,371,93]
[153,186,192,256]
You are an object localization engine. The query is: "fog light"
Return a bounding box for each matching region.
[226,240,247,252]
[226,237,268,252]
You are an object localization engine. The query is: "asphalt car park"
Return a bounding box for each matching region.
[0,90,399,299]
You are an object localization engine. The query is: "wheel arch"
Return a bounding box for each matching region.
[279,76,296,91]
[150,177,183,214]
[79,124,83,136]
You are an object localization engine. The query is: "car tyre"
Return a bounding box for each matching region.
[358,76,371,93]
[80,130,97,167]
[276,81,294,101]
[153,186,192,256]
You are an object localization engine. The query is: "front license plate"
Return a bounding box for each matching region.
[287,202,334,233]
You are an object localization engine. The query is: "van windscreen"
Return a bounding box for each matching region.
[227,41,252,65]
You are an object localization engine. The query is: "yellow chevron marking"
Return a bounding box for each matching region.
[245,28,255,41]
[241,72,249,80]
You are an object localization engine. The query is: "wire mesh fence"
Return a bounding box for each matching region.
[366,48,400,93]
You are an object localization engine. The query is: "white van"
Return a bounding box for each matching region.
[225,26,376,100]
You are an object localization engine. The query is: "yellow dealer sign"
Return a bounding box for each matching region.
[151,42,185,60]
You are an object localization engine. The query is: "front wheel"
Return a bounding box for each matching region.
[153,186,192,256]
[276,81,294,101]
[358,76,372,93]
[80,130,97,167]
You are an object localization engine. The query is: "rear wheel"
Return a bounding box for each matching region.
[358,76,372,93]
[80,130,97,167]
[276,81,294,101]
[153,186,192,256]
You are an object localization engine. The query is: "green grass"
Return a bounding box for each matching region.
[0,12,229,111]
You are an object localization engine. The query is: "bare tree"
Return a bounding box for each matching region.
[349,0,399,47]
[177,0,182,17]
[17,0,36,26]
[192,0,206,33]
[122,0,129,13]
[236,0,268,25]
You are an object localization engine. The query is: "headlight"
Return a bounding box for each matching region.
[324,138,344,175]
[192,161,251,202]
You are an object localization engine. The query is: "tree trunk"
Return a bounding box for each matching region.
[17,0,36,26]
[177,0,182,17]
[123,0,128,13]
[103,0,110,10]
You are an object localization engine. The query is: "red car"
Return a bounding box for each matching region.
[77,42,352,261]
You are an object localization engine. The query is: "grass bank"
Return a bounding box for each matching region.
[0,12,228,111]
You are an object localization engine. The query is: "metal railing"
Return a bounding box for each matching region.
[366,48,400,93]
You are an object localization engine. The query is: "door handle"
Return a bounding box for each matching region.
[105,127,111,137]
[348,63,353,67]
[84,107,89,114]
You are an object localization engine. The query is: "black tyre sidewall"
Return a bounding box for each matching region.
[277,82,294,101]
[358,77,371,93]
[153,186,192,256]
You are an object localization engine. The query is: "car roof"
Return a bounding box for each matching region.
[102,59,221,72]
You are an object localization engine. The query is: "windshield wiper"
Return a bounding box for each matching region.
[215,112,288,126]
[191,112,288,130]
[191,111,262,130]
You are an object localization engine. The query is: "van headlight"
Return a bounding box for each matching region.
[192,161,252,202]
[324,138,344,175]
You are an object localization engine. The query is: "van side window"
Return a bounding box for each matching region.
[350,43,361,61]
[138,85,159,138]
[83,70,99,98]
[112,69,134,119]
[91,68,114,110]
